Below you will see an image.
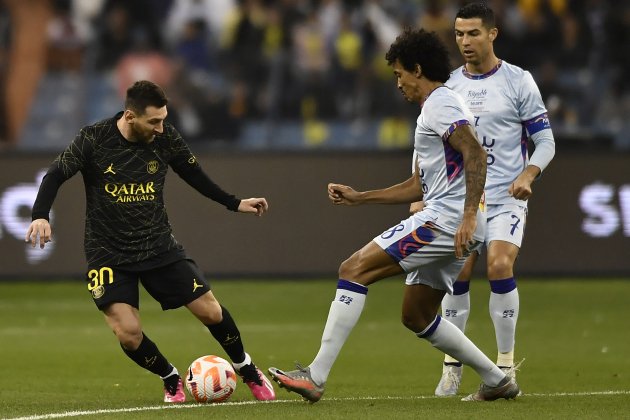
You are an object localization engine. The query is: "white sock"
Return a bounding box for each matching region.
[232,352,252,371]
[160,366,178,380]
[309,280,368,385]
[489,288,519,356]
[442,292,470,332]
[441,291,470,364]
[418,316,505,386]
[497,350,514,368]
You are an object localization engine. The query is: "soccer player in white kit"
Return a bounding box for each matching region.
[268,28,519,403]
[423,3,556,396]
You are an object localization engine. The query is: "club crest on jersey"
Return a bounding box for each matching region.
[147,160,159,174]
[91,285,105,299]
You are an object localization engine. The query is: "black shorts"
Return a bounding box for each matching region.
[85,259,211,311]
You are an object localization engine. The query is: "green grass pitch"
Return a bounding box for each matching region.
[1,278,629,419]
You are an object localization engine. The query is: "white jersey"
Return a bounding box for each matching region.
[446,60,553,207]
[414,86,485,241]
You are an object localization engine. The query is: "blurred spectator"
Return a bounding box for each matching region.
[174,18,215,72]
[93,3,133,70]
[416,0,458,64]
[318,0,342,49]
[555,11,592,72]
[46,0,87,72]
[221,0,269,118]
[605,1,630,94]
[292,8,337,119]
[331,11,362,119]
[2,0,628,150]
[94,0,165,71]
[167,0,234,48]
[0,2,9,145]
[598,1,630,149]
[510,0,562,68]
[115,35,175,99]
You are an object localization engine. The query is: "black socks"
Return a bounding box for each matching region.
[121,333,173,377]
[206,305,246,364]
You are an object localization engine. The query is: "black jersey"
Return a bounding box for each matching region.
[32,113,240,269]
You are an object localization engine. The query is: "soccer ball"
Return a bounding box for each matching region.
[185,355,237,403]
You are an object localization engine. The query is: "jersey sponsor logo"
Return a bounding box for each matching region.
[104,182,156,203]
[481,135,496,165]
[147,160,159,174]
[188,155,196,165]
[467,89,488,111]
[419,168,428,194]
[104,163,116,175]
[467,89,487,99]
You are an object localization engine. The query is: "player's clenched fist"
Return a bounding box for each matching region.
[328,183,361,206]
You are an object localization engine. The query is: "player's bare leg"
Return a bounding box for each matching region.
[104,303,184,402]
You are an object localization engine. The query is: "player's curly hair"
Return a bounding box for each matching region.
[456,2,496,29]
[385,28,451,83]
[125,80,169,115]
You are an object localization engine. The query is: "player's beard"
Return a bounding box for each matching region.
[131,125,156,144]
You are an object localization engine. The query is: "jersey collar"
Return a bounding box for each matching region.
[462,60,502,80]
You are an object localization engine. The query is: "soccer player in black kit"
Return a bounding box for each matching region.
[25,80,276,403]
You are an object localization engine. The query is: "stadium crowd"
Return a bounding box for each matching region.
[0,0,629,149]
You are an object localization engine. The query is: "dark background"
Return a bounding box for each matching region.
[1,151,628,279]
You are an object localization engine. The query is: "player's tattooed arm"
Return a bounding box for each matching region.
[448,124,487,217]
[448,124,487,257]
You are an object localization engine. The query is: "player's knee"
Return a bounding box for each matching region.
[114,323,143,349]
[487,256,514,279]
[196,300,223,325]
[400,311,431,334]
[457,264,474,281]
[338,255,360,280]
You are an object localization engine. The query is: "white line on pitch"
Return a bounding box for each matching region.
[3,390,630,420]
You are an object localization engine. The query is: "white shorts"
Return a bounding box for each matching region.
[373,216,482,294]
[485,204,527,248]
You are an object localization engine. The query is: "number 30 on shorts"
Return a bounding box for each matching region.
[87,267,114,291]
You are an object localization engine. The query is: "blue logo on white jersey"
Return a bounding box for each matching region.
[524,113,551,135]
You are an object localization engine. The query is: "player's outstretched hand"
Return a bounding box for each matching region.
[25,218,52,249]
[328,183,362,206]
[238,198,269,216]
